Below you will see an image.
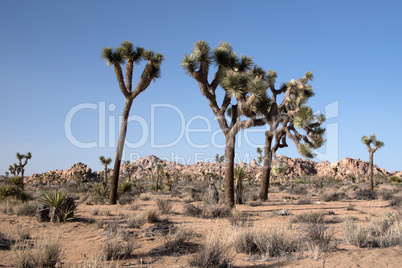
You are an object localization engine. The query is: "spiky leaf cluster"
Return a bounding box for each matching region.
[361,134,384,150]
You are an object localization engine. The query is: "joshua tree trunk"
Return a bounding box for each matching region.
[103,165,108,187]
[110,98,133,204]
[259,133,273,201]
[155,173,159,192]
[224,133,236,208]
[369,151,374,191]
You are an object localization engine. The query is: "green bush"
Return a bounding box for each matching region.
[390,176,401,183]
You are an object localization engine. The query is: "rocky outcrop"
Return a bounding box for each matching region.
[26,155,400,184]
[26,162,97,184]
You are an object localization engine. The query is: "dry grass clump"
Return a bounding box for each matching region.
[301,222,334,256]
[183,204,230,219]
[389,195,402,207]
[156,198,173,214]
[232,227,302,258]
[189,230,231,268]
[319,190,346,202]
[164,224,195,252]
[126,213,146,228]
[143,209,159,223]
[288,184,308,195]
[355,188,377,200]
[296,195,312,205]
[290,211,326,224]
[12,236,62,268]
[100,239,134,261]
[343,214,402,248]
[229,208,244,227]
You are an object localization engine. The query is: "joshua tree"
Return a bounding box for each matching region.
[123,161,138,181]
[16,152,31,179]
[182,41,265,207]
[252,71,326,201]
[99,156,112,187]
[215,154,225,188]
[5,172,9,179]
[234,165,248,204]
[154,162,166,192]
[102,41,163,204]
[361,134,384,191]
[256,147,263,164]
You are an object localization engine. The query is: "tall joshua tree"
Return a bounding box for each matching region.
[182,41,265,207]
[99,156,112,187]
[102,41,163,204]
[215,154,224,188]
[256,72,325,201]
[361,134,384,191]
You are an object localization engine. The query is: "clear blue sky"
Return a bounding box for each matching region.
[1,0,401,175]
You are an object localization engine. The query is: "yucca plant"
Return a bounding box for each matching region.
[40,191,76,222]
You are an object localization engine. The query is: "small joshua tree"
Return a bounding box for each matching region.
[256,147,263,164]
[99,156,112,187]
[361,134,384,191]
[9,163,20,177]
[16,152,32,179]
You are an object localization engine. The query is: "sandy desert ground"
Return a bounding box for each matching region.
[0,181,401,268]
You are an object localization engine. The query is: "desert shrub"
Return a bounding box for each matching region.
[143,209,159,223]
[347,184,359,191]
[12,236,62,268]
[183,203,203,217]
[101,239,134,261]
[117,193,137,205]
[345,203,355,211]
[290,211,326,224]
[91,183,109,197]
[296,195,312,205]
[189,230,230,268]
[389,195,402,207]
[389,176,401,183]
[156,198,173,214]
[16,202,36,216]
[202,205,231,219]
[288,184,308,195]
[39,191,76,222]
[126,201,140,211]
[294,179,304,185]
[126,213,146,228]
[0,197,21,215]
[378,189,394,201]
[320,190,346,202]
[301,223,334,254]
[343,215,402,248]
[8,176,24,189]
[165,224,195,251]
[0,232,14,250]
[270,181,281,187]
[229,208,243,227]
[139,193,151,201]
[343,220,369,247]
[355,188,377,200]
[118,181,132,194]
[233,227,302,257]
[90,207,100,216]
